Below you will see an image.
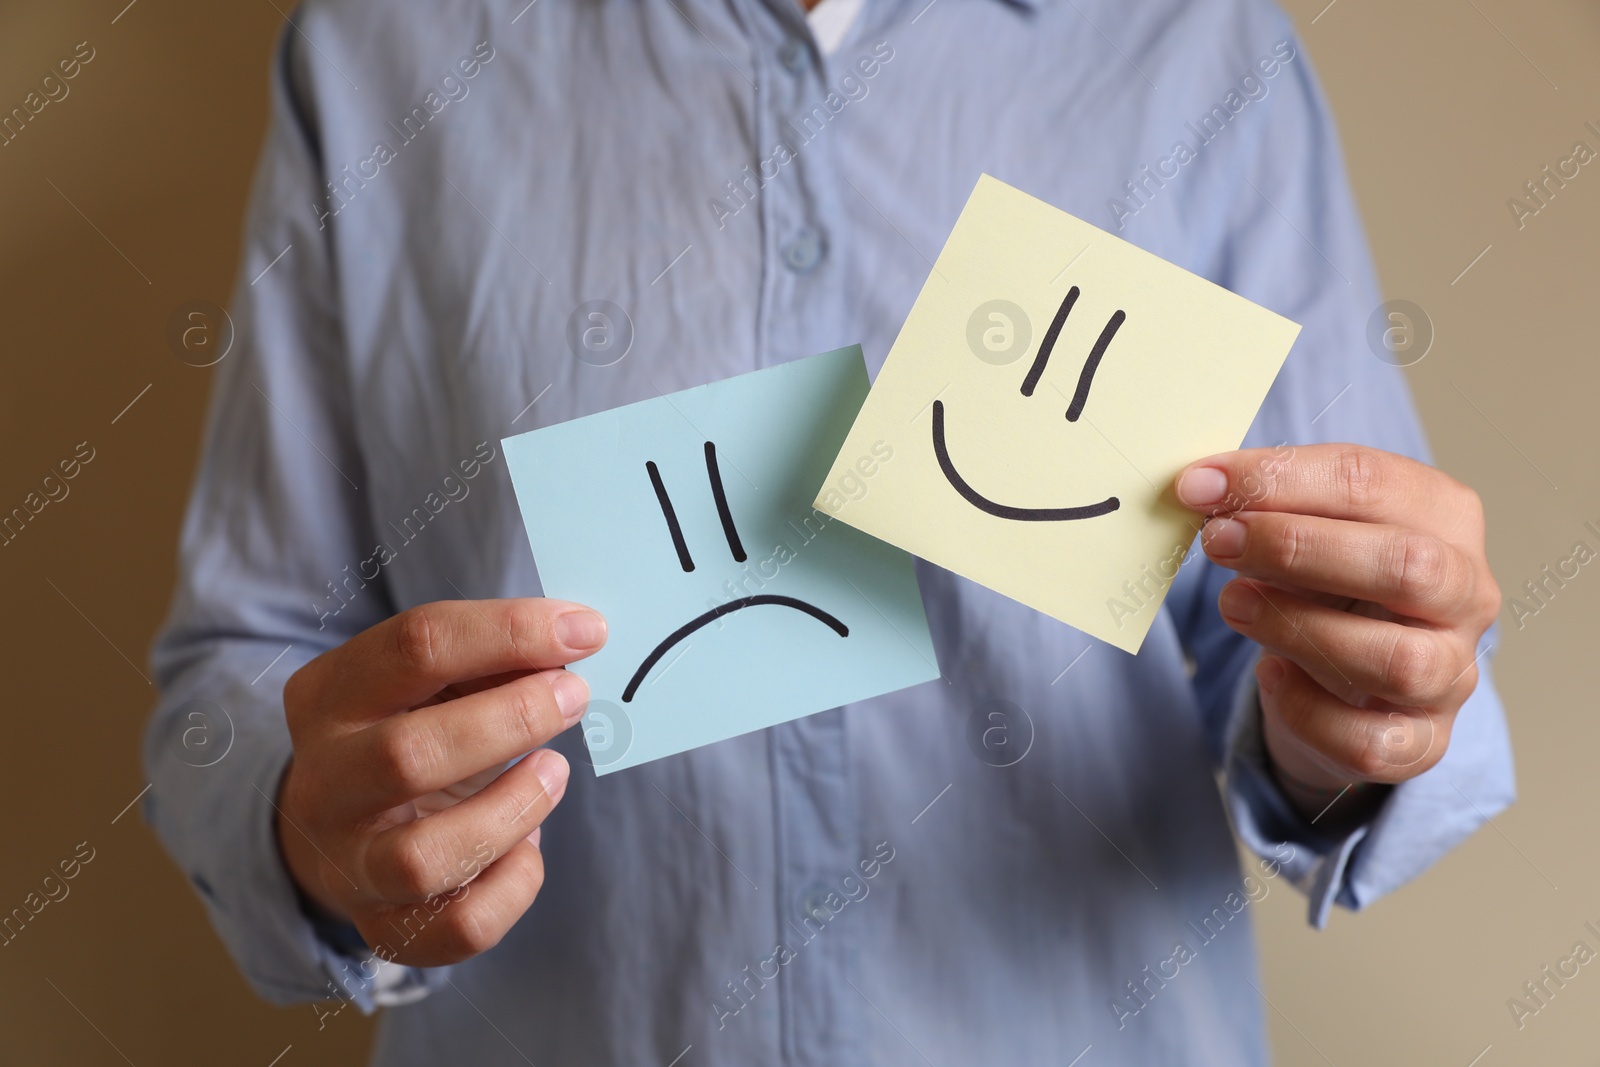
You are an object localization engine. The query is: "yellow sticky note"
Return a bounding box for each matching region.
[817,174,1301,653]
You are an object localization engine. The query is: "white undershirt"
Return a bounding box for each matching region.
[806,0,867,56]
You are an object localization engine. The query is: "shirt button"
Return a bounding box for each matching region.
[778,38,809,73]
[799,882,835,923]
[782,228,824,273]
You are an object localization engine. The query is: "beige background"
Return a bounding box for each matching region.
[0,1,1594,1063]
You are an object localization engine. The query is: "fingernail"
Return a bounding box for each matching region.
[532,749,569,802]
[1203,517,1246,559]
[526,826,542,849]
[555,610,608,652]
[548,671,590,725]
[1176,466,1229,507]
[1255,656,1285,695]
[1220,582,1263,624]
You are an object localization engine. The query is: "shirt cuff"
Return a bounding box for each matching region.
[1220,652,1376,929]
[144,718,451,1012]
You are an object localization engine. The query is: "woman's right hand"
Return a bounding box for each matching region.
[273,598,606,966]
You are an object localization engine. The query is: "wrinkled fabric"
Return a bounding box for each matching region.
[142,0,1515,1063]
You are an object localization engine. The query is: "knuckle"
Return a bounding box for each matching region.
[1262,661,1307,722]
[1424,717,1454,767]
[1334,447,1385,514]
[1347,740,1396,781]
[281,660,322,730]
[379,836,444,901]
[1237,468,1267,505]
[500,781,547,828]
[1356,713,1448,781]
[1477,573,1504,625]
[1391,533,1449,605]
[438,847,543,960]
[375,724,438,796]
[1383,632,1446,704]
[443,904,505,958]
[504,600,556,663]
[393,606,440,676]
[1482,585,1504,625]
[279,764,329,837]
[507,843,546,903]
[1271,519,1312,573]
[503,680,553,739]
[281,662,311,712]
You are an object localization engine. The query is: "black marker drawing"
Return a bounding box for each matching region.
[935,285,1126,522]
[704,441,746,563]
[647,459,695,572]
[626,441,848,702]
[1019,285,1080,397]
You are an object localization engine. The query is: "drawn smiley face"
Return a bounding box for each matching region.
[814,174,1301,653]
[624,441,849,703]
[932,285,1127,522]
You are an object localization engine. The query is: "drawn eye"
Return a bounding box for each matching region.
[645,441,747,572]
[1016,285,1126,421]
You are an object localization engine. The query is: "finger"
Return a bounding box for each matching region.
[359,836,547,967]
[1175,444,1478,530]
[362,748,569,903]
[1258,656,1448,783]
[295,599,607,725]
[1200,511,1477,623]
[361,669,588,808]
[1217,579,1475,710]
[422,668,544,708]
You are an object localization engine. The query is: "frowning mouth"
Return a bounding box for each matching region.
[622,595,847,702]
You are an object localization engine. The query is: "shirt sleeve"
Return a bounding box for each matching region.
[1174,21,1516,927]
[139,22,451,1011]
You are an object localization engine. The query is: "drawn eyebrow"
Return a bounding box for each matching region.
[1019,286,1079,398]
[704,441,747,563]
[1065,310,1125,422]
[646,460,694,572]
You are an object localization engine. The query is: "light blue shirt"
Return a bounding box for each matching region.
[143,0,1515,1063]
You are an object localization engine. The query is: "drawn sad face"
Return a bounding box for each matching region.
[624,441,849,703]
[501,346,939,774]
[933,285,1128,522]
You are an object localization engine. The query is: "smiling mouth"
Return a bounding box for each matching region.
[931,400,1121,522]
[622,595,849,702]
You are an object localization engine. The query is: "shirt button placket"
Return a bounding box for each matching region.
[774,36,825,280]
[754,10,858,1057]
[781,226,825,273]
[799,882,834,925]
[778,37,809,73]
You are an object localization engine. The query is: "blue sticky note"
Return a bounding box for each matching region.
[502,346,940,775]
